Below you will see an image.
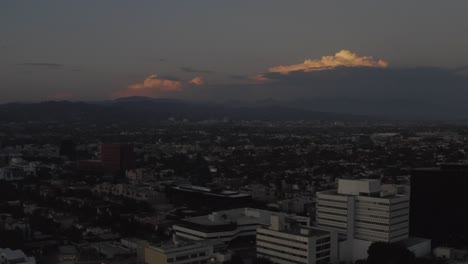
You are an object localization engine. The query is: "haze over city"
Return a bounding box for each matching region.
[2,2,468,264]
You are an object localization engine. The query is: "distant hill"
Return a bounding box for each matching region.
[0,97,366,124]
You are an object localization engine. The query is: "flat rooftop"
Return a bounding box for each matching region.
[179,208,309,227]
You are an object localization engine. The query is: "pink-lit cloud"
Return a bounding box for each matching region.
[112,74,204,98]
[189,76,204,86]
[128,74,182,91]
[268,50,389,74]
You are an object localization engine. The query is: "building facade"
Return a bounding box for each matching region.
[316,179,409,243]
[256,215,338,264]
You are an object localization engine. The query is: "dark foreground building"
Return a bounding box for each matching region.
[411,163,468,247]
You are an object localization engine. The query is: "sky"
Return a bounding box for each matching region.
[1,1,468,104]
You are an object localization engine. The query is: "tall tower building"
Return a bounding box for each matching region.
[101,143,136,176]
[411,164,468,247]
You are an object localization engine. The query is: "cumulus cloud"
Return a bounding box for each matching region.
[189,76,204,86]
[128,74,182,91]
[268,50,388,74]
[112,74,183,98]
[112,74,204,98]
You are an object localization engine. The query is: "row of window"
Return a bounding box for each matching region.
[317,207,348,217]
[317,197,347,204]
[356,200,390,206]
[316,243,331,252]
[257,253,306,264]
[317,216,348,224]
[257,245,307,260]
[257,238,308,252]
[257,231,308,245]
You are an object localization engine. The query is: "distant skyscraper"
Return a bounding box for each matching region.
[101,143,136,176]
[411,164,468,247]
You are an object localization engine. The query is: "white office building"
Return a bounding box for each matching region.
[317,179,409,243]
[316,179,430,262]
[256,215,338,264]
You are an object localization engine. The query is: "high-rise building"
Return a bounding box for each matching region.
[411,164,468,247]
[101,143,136,175]
[256,215,338,264]
[316,179,410,243]
[315,179,426,262]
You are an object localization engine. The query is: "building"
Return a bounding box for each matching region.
[315,179,431,262]
[411,164,468,247]
[144,240,230,264]
[256,215,338,264]
[0,248,36,264]
[93,183,157,201]
[168,185,252,210]
[101,143,136,175]
[173,208,310,246]
[77,159,103,174]
[316,179,409,243]
[57,245,78,264]
[0,167,25,181]
[59,139,76,160]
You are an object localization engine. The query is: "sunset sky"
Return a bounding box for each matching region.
[1,1,468,102]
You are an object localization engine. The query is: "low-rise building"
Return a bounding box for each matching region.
[0,248,36,264]
[256,215,338,264]
[173,208,310,244]
[145,240,229,264]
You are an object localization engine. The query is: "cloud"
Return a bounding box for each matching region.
[189,76,204,86]
[128,74,183,91]
[253,74,273,83]
[112,74,204,98]
[268,50,388,74]
[112,74,183,98]
[17,62,64,68]
[180,66,214,74]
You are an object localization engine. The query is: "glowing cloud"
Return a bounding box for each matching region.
[189,76,204,86]
[112,74,183,98]
[253,74,273,83]
[112,74,207,98]
[128,74,182,91]
[268,50,389,74]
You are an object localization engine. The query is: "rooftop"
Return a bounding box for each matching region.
[181,208,309,227]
